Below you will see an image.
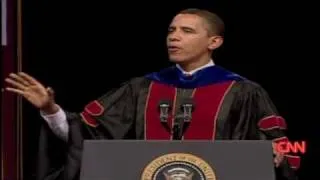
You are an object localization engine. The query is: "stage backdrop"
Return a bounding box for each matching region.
[1,1,319,180]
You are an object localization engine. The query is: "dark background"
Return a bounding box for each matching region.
[20,1,318,179]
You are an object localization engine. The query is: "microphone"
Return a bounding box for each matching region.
[181,98,195,123]
[158,100,172,123]
[173,98,195,140]
[158,100,172,133]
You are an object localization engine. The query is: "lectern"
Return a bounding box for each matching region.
[80,140,276,180]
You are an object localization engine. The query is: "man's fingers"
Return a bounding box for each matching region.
[5,87,25,95]
[274,153,284,167]
[9,73,30,86]
[5,78,27,90]
[47,87,55,97]
[272,142,285,167]
[275,158,282,167]
[272,142,277,153]
[18,72,40,85]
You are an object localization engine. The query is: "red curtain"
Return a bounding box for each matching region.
[1,0,22,179]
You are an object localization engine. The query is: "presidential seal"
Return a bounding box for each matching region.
[141,153,216,180]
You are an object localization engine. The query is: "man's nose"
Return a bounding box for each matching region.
[168,31,181,41]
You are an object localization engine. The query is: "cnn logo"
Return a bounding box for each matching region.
[275,141,306,154]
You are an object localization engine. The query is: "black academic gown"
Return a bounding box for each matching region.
[36,65,300,180]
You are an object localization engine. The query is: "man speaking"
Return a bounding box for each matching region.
[5,8,299,180]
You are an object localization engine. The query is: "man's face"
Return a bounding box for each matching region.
[166,14,218,63]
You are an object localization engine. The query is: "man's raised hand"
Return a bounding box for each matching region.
[5,72,58,114]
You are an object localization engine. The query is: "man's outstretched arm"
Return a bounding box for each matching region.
[40,106,69,141]
[5,72,69,141]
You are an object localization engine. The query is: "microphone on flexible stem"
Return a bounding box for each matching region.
[158,100,172,133]
[173,98,195,140]
[181,98,195,123]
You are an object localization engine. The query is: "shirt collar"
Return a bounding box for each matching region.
[176,60,215,75]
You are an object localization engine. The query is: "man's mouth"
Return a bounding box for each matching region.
[168,46,181,52]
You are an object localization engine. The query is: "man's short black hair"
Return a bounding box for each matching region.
[178,8,225,37]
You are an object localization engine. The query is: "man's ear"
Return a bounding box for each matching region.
[208,36,224,50]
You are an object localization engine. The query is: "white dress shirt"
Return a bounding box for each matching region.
[176,60,214,75]
[41,106,68,141]
[41,60,215,141]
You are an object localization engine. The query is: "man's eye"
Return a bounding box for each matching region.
[183,28,195,33]
[168,29,174,33]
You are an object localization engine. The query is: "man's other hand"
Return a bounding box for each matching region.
[273,142,285,167]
